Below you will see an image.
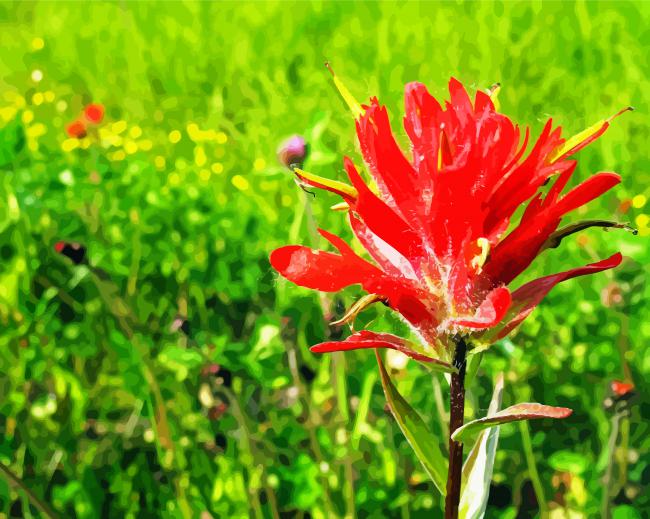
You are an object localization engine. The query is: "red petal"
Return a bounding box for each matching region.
[555,172,621,215]
[448,286,511,329]
[311,330,437,363]
[485,170,620,286]
[403,81,443,177]
[355,100,420,216]
[496,253,622,338]
[348,212,417,280]
[269,243,381,292]
[343,157,424,263]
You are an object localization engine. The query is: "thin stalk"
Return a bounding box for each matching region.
[519,420,548,518]
[223,387,268,519]
[445,337,467,519]
[601,411,621,519]
[300,188,353,517]
[283,338,337,517]
[0,461,58,519]
[432,375,449,446]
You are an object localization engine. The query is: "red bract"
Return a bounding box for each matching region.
[84,103,105,124]
[66,119,87,139]
[270,77,628,363]
[611,380,634,397]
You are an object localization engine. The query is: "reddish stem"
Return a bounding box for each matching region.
[445,337,467,519]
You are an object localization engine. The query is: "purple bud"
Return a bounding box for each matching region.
[277,135,308,169]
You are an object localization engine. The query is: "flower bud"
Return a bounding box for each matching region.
[611,380,634,398]
[277,135,308,169]
[66,120,87,139]
[84,103,105,124]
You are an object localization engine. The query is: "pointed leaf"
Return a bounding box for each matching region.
[376,351,448,495]
[459,374,504,519]
[314,330,457,371]
[452,403,572,444]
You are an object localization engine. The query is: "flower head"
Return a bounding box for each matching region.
[271,76,629,363]
[66,102,105,139]
[84,103,105,124]
[66,120,87,139]
[277,134,309,169]
[611,380,634,398]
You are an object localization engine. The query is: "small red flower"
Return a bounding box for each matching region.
[66,120,87,139]
[84,103,105,124]
[271,76,629,363]
[54,241,86,264]
[611,380,634,397]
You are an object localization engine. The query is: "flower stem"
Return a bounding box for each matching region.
[519,420,548,518]
[601,410,621,519]
[0,461,58,519]
[445,337,468,519]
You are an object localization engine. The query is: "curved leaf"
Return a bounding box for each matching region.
[459,374,504,519]
[376,351,448,495]
[452,403,572,444]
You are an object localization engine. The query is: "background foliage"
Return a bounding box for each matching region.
[0,1,648,517]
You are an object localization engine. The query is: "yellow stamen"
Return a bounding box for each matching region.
[294,167,358,198]
[330,202,350,211]
[470,237,490,272]
[487,82,501,111]
[548,106,633,163]
[325,62,364,119]
[438,130,452,170]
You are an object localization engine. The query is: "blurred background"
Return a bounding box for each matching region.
[0,1,648,517]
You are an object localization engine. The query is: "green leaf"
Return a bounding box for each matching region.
[547,451,589,475]
[376,350,447,495]
[0,115,25,168]
[452,403,573,444]
[459,373,504,519]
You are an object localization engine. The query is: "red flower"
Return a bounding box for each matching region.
[611,380,634,397]
[270,76,629,363]
[66,119,87,139]
[84,103,105,124]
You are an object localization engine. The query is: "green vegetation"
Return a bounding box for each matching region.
[0,1,648,517]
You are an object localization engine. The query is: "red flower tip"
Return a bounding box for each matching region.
[66,120,87,139]
[84,103,105,124]
[611,380,634,397]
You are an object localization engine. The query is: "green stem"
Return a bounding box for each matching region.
[519,421,548,518]
[601,411,621,519]
[223,387,267,519]
[432,375,449,447]
[0,461,58,519]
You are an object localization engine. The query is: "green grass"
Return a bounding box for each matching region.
[0,1,648,517]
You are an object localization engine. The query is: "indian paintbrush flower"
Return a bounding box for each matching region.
[65,102,105,139]
[65,120,87,139]
[84,103,105,124]
[270,76,630,365]
[270,70,632,516]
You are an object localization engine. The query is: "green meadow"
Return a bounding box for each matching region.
[0,1,648,517]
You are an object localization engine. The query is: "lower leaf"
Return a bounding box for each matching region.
[459,374,504,519]
[376,350,448,495]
